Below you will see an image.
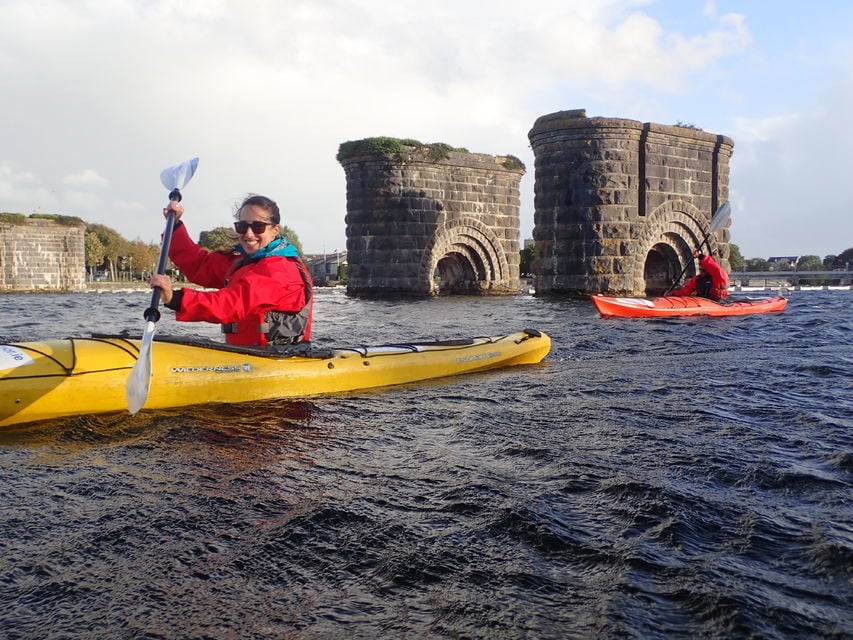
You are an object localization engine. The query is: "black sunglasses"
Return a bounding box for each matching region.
[234,220,275,234]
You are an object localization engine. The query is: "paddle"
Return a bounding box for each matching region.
[125,157,199,415]
[664,202,731,295]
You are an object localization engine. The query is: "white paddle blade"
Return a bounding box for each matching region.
[160,157,199,192]
[709,202,731,233]
[125,321,157,415]
[0,344,34,370]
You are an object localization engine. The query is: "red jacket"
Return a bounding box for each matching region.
[167,223,312,346]
[669,254,729,300]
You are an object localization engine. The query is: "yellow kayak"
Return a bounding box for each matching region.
[0,330,551,428]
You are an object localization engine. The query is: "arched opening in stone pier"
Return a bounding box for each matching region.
[643,243,689,295]
[424,220,509,295]
[628,202,718,297]
[642,236,701,296]
[434,252,481,294]
[643,245,673,295]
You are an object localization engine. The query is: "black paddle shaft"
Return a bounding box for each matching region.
[143,188,182,322]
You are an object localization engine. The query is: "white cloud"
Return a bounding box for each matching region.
[729,74,853,257]
[113,199,146,212]
[538,7,749,99]
[62,169,109,188]
[0,163,58,212]
[62,190,103,210]
[0,0,847,258]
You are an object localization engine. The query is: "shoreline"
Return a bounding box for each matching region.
[1,283,850,295]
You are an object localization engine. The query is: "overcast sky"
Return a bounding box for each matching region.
[1,0,850,259]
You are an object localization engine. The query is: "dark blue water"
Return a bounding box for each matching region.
[0,288,850,639]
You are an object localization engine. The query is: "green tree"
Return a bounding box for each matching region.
[728,243,744,271]
[86,223,130,280]
[745,257,771,271]
[797,255,823,271]
[146,242,161,274]
[199,226,237,252]
[280,226,303,256]
[127,239,159,278]
[519,246,534,276]
[823,254,838,269]
[84,231,106,279]
[198,224,304,255]
[836,247,853,268]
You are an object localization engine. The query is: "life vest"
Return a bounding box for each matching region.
[694,272,728,300]
[259,259,313,345]
[220,238,313,346]
[695,272,714,298]
[697,254,730,300]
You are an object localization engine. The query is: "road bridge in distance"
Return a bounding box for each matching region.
[730,269,851,289]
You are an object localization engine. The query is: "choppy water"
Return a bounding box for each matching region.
[0,288,850,639]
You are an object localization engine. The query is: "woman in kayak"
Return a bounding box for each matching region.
[146,195,313,347]
[667,250,729,300]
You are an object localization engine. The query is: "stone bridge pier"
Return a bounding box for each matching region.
[528,109,734,296]
[339,142,525,296]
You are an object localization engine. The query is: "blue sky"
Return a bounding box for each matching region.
[1,0,850,259]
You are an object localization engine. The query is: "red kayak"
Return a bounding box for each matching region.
[592,295,788,318]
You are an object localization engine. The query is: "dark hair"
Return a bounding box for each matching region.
[237,194,280,224]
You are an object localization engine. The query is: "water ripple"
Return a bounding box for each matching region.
[0,289,851,638]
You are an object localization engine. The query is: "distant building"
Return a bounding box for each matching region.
[768,256,799,265]
[304,251,347,284]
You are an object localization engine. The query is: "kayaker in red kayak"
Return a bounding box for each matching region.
[667,250,729,301]
[146,194,313,347]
